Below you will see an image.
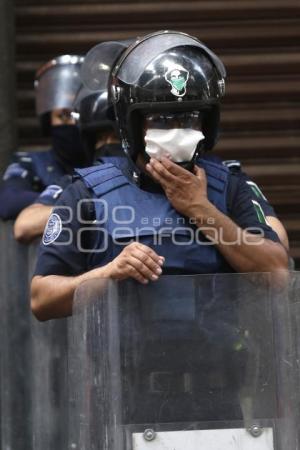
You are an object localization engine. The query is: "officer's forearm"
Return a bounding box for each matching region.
[192,201,289,274]
[31,265,112,321]
[266,215,290,251]
[14,204,53,243]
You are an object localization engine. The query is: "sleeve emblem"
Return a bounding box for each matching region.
[42,213,62,245]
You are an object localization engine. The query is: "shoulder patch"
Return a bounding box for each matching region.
[42,213,62,245]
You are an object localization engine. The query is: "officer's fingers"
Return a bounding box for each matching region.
[135,242,165,265]
[145,162,166,186]
[147,158,176,182]
[193,165,206,180]
[128,256,159,282]
[126,264,149,284]
[132,249,163,275]
[161,157,190,177]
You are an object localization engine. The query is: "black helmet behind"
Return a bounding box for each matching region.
[78,39,137,141]
[110,30,226,162]
[74,86,115,133]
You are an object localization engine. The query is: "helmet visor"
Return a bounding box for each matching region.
[116,31,226,85]
[35,62,83,116]
[81,41,133,91]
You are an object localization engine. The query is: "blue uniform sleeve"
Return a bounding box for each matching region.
[223,160,276,217]
[0,155,40,219]
[34,180,94,277]
[227,174,280,243]
[0,183,39,220]
[238,172,276,217]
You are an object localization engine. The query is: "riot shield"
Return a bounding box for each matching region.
[0,221,70,450]
[68,273,298,450]
[0,221,32,450]
[28,244,70,450]
[289,273,300,448]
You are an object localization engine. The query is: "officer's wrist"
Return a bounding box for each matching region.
[100,261,115,279]
[76,263,114,286]
[188,199,216,225]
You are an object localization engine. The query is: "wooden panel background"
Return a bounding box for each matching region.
[15,0,300,266]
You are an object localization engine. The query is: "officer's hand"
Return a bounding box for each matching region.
[146,157,209,218]
[107,242,165,284]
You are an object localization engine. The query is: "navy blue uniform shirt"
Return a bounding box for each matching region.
[34,170,280,277]
[0,149,70,220]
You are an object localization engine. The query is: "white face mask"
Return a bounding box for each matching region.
[144,128,205,163]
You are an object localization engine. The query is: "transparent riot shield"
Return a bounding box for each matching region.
[0,221,32,450]
[0,222,70,450]
[30,316,69,449]
[68,273,298,450]
[289,273,300,448]
[28,244,70,450]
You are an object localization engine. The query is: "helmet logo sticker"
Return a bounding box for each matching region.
[165,65,189,97]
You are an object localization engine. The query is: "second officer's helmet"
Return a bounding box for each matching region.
[78,39,136,141]
[110,30,226,162]
[34,55,84,135]
[74,86,116,133]
[73,85,118,155]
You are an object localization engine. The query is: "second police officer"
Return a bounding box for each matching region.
[31,31,288,321]
[5,55,92,242]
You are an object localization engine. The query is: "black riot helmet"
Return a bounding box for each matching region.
[74,85,116,133]
[110,30,226,162]
[78,39,137,148]
[34,55,84,136]
[73,85,118,155]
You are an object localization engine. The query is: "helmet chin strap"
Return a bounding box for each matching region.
[122,140,142,183]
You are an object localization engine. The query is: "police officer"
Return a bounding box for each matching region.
[0,55,90,241]
[81,39,290,252]
[31,31,288,321]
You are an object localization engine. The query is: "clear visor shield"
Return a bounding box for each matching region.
[80,41,132,91]
[35,63,83,116]
[68,273,299,450]
[115,32,226,85]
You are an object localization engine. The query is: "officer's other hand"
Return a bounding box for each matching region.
[146,157,209,218]
[106,242,165,284]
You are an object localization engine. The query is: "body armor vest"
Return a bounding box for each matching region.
[76,158,232,274]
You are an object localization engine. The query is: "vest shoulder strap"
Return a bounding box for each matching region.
[197,158,229,192]
[75,163,130,197]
